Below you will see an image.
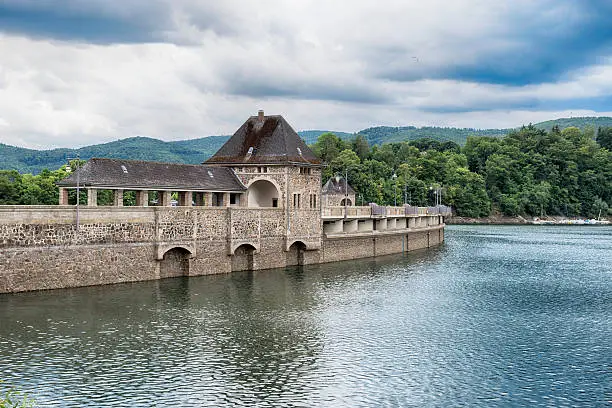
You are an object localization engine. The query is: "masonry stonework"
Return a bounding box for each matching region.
[0,205,445,293]
[1,113,447,294]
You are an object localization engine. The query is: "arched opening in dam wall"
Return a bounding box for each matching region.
[160,247,192,278]
[232,244,257,272]
[286,241,307,266]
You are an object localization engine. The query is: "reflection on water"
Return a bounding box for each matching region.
[1,226,610,407]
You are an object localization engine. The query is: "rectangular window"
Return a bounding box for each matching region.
[293,193,301,208]
[308,193,317,209]
[263,167,268,173]
[230,193,237,205]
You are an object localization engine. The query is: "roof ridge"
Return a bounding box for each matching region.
[204,113,321,165]
[88,157,216,168]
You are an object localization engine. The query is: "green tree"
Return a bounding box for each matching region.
[590,197,609,219]
[311,133,346,164]
[596,127,612,150]
[0,171,22,204]
[351,134,370,161]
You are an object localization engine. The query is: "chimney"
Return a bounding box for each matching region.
[258,110,264,122]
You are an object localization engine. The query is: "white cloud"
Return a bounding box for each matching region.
[0,0,610,149]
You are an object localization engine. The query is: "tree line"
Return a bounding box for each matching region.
[312,125,611,218]
[1,126,610,218]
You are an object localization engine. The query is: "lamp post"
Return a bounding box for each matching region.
[429,185,442,207]
[66,155,81,231]
[344,167,349,219]
[392,173,398,206]
[429,186,435,207]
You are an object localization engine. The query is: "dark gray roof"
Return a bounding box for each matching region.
[57,158,246,191]
[322,177,355,195]
[205,114,321,166]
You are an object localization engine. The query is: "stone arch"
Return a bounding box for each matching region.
[286,241,307,266]
[159,247,192,278]
[230,241,260,255]
[247,178,281,208]
[231,243,257,272]
[340,197,352,206]
[156,244,195,260]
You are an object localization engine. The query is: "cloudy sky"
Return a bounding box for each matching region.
[1,0,612,149]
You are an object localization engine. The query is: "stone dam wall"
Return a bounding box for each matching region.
[0,206,444,293]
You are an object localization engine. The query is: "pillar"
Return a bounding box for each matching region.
[159,191,172,206]
[223,192,231,207]
[195,192,204,206]
[206,192,214,207]
[59,188,69,205]
[136,190,149,207]
[113,189,124,207]
[178,191,191,206]
[87,188,97,206]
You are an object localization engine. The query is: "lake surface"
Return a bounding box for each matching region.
[1,225,610,407]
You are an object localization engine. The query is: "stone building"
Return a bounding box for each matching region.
[57,159,246,207]
[205,110,323,258]
[0,110,448,293]
[321,176,356,207]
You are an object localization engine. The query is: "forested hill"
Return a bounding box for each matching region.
[355,126,509,145]
[354,117,612,145]
[533,116,612,132]
[0,136,231,174]
[2,116,612,174]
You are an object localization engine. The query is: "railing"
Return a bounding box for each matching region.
[322,206,371,217]
[426,205,453,216]
[322,205,452,218]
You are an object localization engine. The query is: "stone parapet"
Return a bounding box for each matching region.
[0,205,444,293]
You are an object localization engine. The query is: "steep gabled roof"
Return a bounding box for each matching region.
[205,113,321,166]
[322,177,355,195]
[57,158,246,191]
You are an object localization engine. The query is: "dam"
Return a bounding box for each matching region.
[0,112,449,293]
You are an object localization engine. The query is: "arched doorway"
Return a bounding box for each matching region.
[340,198,352,206]
[247,180,280,207]
[232,244,256,271]
[160,247,191,278]
[287,241,307,266]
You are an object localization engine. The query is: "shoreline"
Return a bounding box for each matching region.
[446,215,610,225]
[446,215,528,225]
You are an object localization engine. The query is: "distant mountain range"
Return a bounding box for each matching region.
[2,117,611,174]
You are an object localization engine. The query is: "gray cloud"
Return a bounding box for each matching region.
[0,1,611,149]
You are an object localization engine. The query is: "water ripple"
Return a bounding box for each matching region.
[0,225,610,407]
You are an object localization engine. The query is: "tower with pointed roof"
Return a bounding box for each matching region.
[205,110,323,251]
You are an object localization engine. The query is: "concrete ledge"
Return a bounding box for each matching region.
[324,224,444,240]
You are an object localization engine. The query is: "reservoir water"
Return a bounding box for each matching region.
[1,225,610,407]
